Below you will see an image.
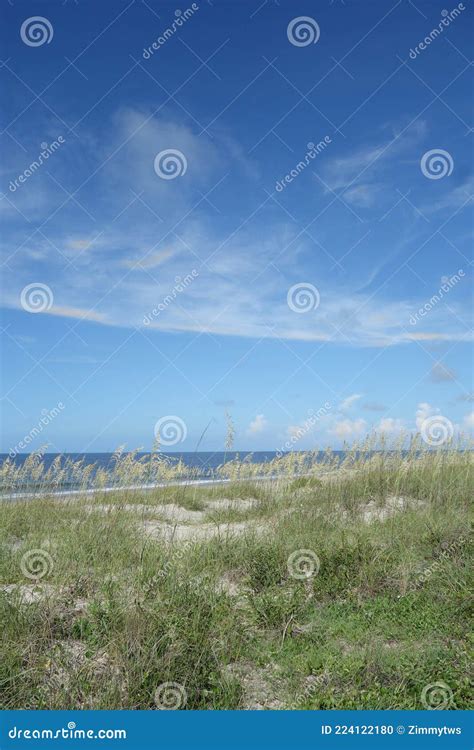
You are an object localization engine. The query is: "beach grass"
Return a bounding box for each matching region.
[0,440,472,710]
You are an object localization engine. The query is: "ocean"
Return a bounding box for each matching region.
[1,451,287,473]
[1,451,336,496]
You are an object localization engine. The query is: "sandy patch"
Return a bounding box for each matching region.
[142,518,269,543]
[1,537,24,552]
[338,495,425,525]
[83,499,258,521]
[215,570,251,598]
[224,661,285,710]
[40,640,128,705]
[83,503,205,523]
[205,498,258,512]
[360,495,424,523]
[0,583,58,604]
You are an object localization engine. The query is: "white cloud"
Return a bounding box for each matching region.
[343,184,379,207]
[323,143,388,192]
[124,245,182,270]
[1,112,471,348]
[462,411,474,430]
[376,417,404,434]
[415,402,438,431]
[3,218,472,347]
[287,420,316,441]
[287,423,306,439]
[329,418,367,440]
[247,414,267,435]
[322,120,427,195]
[339,394,362,411]
[423,176,474,214]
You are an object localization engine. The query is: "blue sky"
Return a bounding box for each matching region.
[0,0,472,453]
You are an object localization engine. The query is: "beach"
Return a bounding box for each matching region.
[0,446,471,710]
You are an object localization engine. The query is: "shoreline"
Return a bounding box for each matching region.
[0,473,296,502]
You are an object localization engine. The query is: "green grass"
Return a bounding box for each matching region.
[0,446,472,710]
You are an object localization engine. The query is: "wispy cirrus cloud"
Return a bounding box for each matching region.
[422,176,474,214]
[321,119,427,201]
[339,393,362,411]
[2,111,472,348]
